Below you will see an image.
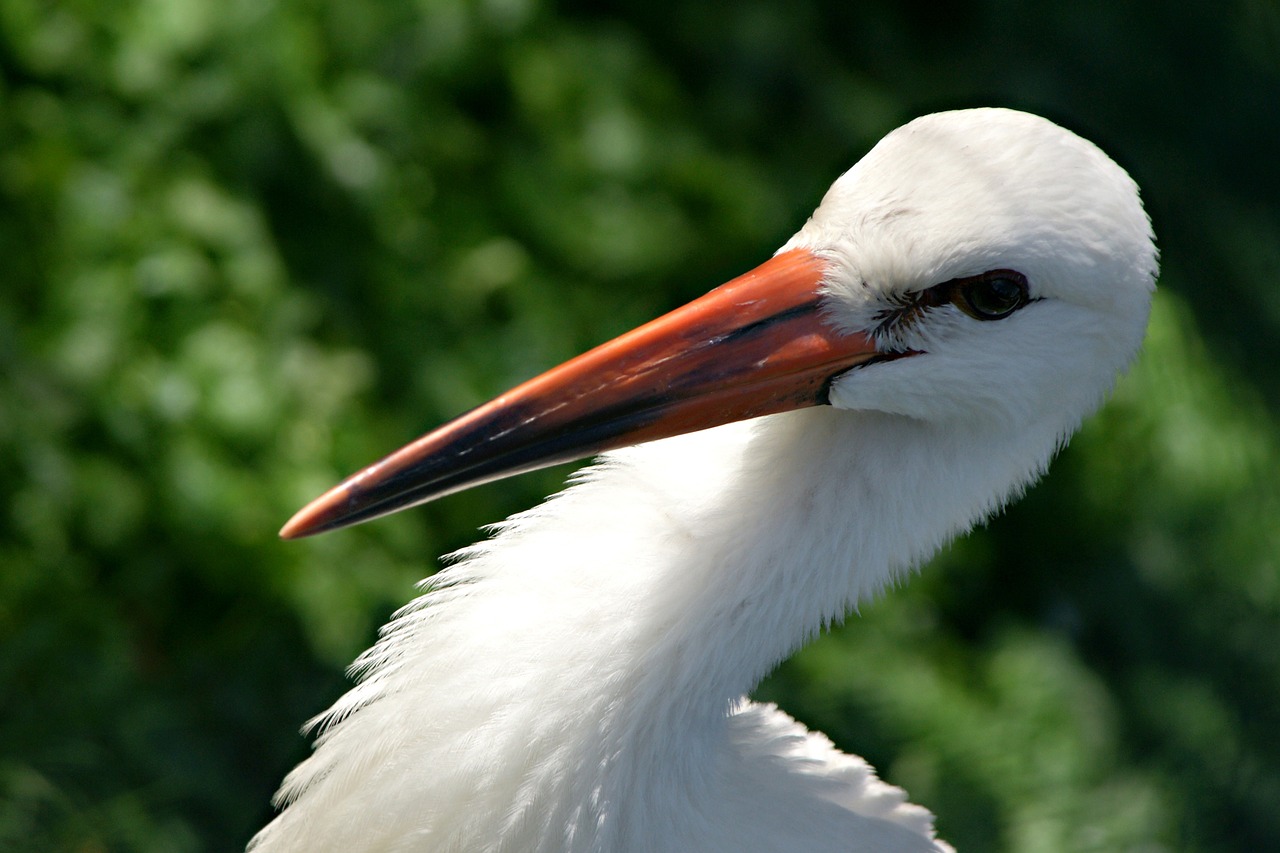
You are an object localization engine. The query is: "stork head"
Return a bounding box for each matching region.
[792,108,1157,428]
[281,108,1157,539]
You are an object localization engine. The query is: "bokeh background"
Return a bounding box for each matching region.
[2,1,1278,850]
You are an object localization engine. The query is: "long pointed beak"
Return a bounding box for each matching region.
[281,249,897,539]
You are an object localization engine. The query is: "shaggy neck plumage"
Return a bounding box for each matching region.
[256,404,1061,853]
[514,404,1059,740]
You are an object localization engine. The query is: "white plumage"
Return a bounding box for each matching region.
[250,108,1157,852]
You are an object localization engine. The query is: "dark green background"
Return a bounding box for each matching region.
[2,1,1278,850]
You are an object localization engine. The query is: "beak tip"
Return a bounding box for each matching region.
[278,512,314,540]
[279,487,351,540]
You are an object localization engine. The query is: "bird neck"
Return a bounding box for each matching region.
[260,405,1059,852]
[513,405,1058,731]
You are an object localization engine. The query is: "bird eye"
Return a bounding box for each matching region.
[955,271,1030,320]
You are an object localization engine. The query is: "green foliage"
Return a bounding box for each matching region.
[1,0,1276,850]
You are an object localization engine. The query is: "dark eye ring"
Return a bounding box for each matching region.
[954,270,1030,320]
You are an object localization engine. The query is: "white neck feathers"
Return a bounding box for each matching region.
[256,405,1061,852]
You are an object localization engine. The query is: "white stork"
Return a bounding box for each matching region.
[250,108,1157,852]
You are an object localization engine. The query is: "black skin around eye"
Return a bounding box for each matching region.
[870,269,1031,338]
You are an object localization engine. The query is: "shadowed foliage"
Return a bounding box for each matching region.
[1,1,1277,850]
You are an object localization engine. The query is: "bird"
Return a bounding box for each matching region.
[249,108,1157,853]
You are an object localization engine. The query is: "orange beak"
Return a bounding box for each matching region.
[281,249,901,539]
